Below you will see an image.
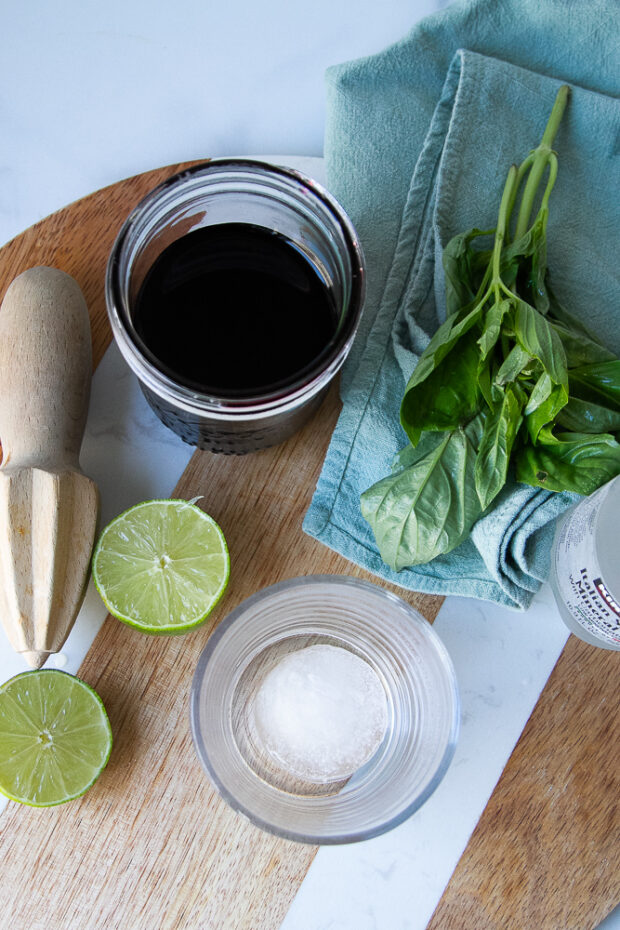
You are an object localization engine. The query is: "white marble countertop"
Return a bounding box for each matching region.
[1,3,614,929]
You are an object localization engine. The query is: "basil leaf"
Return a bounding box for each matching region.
[402,300,483,396]
[524,371,553,415]
[478,298,512,360]
[514,299,568,388]
[556,396,620,434]
[400,327,482,445]
[443,229,492,317]
[475,384,524,509]
[516,429,620,495]
[524,382,568,441]
[361,417,484,569]
[391,442,417,472]
[496,343,532,385]
[525,212,549,314]
[504,212,549,312]
[477,356,494,410]
[551,319,615,367]
[569,361,620,406]
[361,92,620,577]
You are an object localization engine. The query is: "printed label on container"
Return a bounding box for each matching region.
[554,483,620,647]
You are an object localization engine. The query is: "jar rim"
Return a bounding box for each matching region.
[105,158,365,416]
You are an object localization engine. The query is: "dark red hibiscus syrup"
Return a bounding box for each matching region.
[132,223,338,397]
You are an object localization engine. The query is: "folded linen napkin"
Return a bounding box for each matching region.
[303,0,620,609]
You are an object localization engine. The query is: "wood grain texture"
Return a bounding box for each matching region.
[0,163,617,930]
[0,383,442,930]
[0,160,199,369]
[0,268,97,666]
[0,167,443,930]
[427,635,620,930]
[0,268,92,471]
[0,467,98,664]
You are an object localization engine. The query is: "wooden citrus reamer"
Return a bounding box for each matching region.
[0,266,99,668]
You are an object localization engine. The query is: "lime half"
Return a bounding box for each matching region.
[0,670,112,807]
[92,499,230,634]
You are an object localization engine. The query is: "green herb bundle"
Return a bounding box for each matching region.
[362,85,620,571]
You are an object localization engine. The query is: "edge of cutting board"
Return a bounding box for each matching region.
[0,161,617,930]
[0,159,443,930]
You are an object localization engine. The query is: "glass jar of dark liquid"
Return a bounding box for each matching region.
[105,159,365,454]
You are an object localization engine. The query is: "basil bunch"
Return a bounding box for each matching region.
[362,86,620,571]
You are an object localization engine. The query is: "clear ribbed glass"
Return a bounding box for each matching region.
[190,576,460,844]
[105,159,365,453]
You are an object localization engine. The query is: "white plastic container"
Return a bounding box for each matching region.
[550,476,620,650]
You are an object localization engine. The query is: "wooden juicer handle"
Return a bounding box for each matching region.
[0,267,99,667]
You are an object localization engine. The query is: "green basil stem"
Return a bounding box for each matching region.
[492,164,518,299]
[537,153,559,228]
[505,152,535,239]
[514,84,571,240]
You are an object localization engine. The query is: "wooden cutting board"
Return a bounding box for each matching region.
[0,163,617,930]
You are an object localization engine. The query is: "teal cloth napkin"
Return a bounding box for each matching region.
[303,0,620,609]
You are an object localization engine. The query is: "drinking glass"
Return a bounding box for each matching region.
[190,576,460,844]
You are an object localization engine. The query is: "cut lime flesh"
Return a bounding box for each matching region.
[0,670,112,807]
[92,499,230,634]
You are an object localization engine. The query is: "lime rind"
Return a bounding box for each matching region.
[0,670,113,807]
[92,499,230,634]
